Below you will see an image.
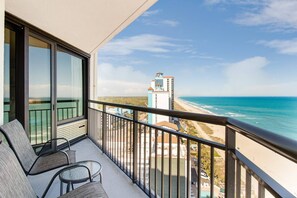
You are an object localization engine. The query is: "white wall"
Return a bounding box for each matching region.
[154,92,169,124]
[0,0,4,125]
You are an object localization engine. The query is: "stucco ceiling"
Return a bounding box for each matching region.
[5,0,157,54]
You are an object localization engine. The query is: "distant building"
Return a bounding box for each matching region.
[148,72,174,124]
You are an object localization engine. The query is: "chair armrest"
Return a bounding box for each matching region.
[28,150,70,175]
[41,164,92,198]
[37,137,71,156]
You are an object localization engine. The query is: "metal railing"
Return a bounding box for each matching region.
[29,99,80,145]
[88,100,297,198]
[4,100,80,145]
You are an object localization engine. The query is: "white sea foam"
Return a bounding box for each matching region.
[225,112,246,118]
[179,99,217,115]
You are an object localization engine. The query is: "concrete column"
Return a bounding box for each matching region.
[89,51,98,101]
[0,0,4,125]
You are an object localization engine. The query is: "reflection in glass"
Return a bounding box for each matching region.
[57,49,83,122]
[4,27,16,123]
[29,36,51,144]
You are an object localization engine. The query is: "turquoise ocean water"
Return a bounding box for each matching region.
[180,97,297,140]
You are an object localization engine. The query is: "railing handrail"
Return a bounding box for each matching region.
[89,106,226,150]
[29,99,80,104]
[227,118,297,164]
[4,99,80,105]
[89,99,297,164]
[89,99,228,125]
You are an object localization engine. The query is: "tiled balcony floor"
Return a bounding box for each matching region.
[28,138,147,198]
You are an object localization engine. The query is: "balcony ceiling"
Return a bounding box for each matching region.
[5,0,157,54]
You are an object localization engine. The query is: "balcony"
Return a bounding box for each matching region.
[2,99,297,198]
[79,100,296,198]
[28,138,146,198]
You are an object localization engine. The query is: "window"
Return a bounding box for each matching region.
[57,48,85,122]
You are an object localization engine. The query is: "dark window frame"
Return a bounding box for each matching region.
[5,13,90,141]
[56,45,88,126]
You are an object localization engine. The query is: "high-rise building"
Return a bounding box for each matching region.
[148,72,174,124]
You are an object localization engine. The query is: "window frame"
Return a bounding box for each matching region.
[5,13,89,137]
[56,45,88,126]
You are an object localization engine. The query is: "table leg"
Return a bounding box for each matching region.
[66,182,71,193]
[60,181,63,196]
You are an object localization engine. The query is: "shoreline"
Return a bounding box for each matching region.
[175,97,225,141]
[176,97,297,196]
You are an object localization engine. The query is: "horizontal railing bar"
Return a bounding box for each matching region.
[89,100,228,125]
[136,120,226,150]
[227,118,297,163]
[88,107,225,150]
[29,99,80,104]
[88,107,133,121]
[232,151,294,198]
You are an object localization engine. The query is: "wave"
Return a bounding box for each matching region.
[179,99,217,115]
[225,112,246,118]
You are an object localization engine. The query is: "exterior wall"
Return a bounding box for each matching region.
[0,0,4,125]
[151,80,155,89]
[148,91,153,124]
[154,92,169,124]
[88,52,97,111]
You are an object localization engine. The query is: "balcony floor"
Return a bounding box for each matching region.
[28,138,147,198]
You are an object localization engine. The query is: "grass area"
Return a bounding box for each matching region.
[98,96,148,107]
[198,122,213,135]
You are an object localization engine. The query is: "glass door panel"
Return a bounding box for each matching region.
[57,49,84,122]
[4,27,16,123]
[28,36,52,145]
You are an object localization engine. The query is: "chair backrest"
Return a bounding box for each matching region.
[0,120,37,172]
[0,142,36,198]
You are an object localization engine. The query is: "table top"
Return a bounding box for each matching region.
[59,160,102,183]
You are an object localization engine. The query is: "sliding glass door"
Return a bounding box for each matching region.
[28,36,86,145]
[28,36,53,145]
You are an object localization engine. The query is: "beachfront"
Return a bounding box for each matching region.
[175,98,297,197]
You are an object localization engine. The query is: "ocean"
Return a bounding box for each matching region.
[180,97,297,140]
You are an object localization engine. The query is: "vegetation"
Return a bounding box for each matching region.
[98,96,148,107]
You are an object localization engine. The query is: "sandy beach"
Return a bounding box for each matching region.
[175,98,297,196]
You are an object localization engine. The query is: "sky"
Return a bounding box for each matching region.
[97,0,297,97]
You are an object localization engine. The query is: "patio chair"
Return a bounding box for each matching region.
[0,142,108,198]
[0,119,76,175]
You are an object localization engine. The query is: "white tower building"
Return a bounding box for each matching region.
[148,72,174,124]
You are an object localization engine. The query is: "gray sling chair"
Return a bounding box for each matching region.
[0,142,108,198]
[0,119,76,175]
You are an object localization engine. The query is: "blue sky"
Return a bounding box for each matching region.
[97,0,297,97]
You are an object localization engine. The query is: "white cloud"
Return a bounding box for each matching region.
[97,63,150,96]
[160,20,179,27]
[223,56,270,95]
[235,0,297,31]
[258,39,297,55]
[99,34,175,56]
[142,10,160,17]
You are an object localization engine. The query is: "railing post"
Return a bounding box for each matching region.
[102,104,106,154]
[225,125,236,198]
[132,110,138,183]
